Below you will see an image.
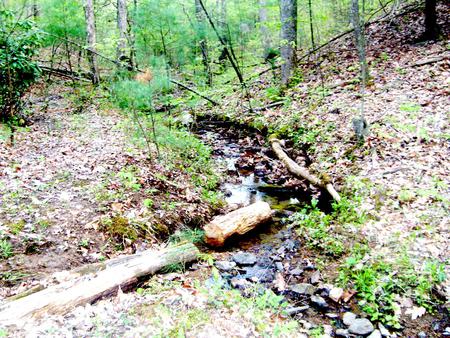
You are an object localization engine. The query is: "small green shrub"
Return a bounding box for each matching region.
[0,239,13,259]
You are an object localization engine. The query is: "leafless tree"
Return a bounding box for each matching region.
[280,0,297,86]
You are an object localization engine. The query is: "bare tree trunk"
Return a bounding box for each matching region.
[280,0,297,86]
[84,0,100,84]
[423,0,438,40]
[195,0,212,86]
[259,0,272,58]
[350,0,368,84]
[117,0,129,64]
[350,0,369,140]
[308,0,315,49]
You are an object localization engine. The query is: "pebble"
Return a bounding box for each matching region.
[285,305,310,316]
[328,286,344,302]
[335,328,350,337]
[232,252,257,266]
[215,261,236,271]
[368,329,382,338]
[309,270,321,284]
[378,323,390,337]
[275,262,284,272]
[230,277,252,290]
[348,318,375,336]
[417,332,427,338]
[343,311,357,326]
[290,283,316,296]
[290,267,304,276]
[310,295,328,310]
[243,265,274,283]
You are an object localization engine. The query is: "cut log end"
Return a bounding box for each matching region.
[204,201,272,247]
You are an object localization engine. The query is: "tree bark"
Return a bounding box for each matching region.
[350,0,368,84]
[195,0,212,86]
[204,201,272,247]
[0,243,200,325]
[259,0,272,58]
[280,0,297,86]
[84,0,100,84]
[117,0,129,64]
[423,0,438,40]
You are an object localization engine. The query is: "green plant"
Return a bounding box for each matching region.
[169,228,204,244]
[0,239,13,259]
[117,167,141,191]
[309,325,324,338]
[399,102,421,113]
[0,10,42,120]
[8,220,25,235]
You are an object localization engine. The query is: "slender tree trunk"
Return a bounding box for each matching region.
[350,0,368,84]
[259,0,272,58]
[350,0,369,139]
[117,0,129,64]
[280,0,297,86]
[308,0,315,49]
[423,0,438,40]
[195,0,212,86]
[84,0,100,84]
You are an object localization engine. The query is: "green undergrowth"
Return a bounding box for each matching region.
[291,195,447,328]
[338,244,447,328]
[136,272,299,337]
[289,197,366,257]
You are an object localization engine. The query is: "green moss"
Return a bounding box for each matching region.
[104,216,138,242]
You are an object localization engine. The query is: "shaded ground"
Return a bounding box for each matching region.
[0,83,212,297]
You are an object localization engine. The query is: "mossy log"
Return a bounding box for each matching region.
[204,201,272,246]
[270,138,341,202]
[0,242,199,326]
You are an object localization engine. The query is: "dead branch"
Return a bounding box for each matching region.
[270,138,341,202]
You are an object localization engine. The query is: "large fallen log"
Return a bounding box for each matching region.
[270,138,341,202]
[204,201,272,246]
[0,242,199,326]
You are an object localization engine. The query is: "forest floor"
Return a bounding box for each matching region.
[0,4,449,338]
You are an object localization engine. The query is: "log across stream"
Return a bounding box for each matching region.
[194,118,333,247]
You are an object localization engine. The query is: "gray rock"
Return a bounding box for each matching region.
[290,267,303,276]
[418,332,427,338]
[335,328,349,337]
[348,318,375,336]
[243,265,274,283]
[309,270,321,284]
[275,262,284,272]
[343,312,357,326]
[368,330,382,338]
[328,286,344,302]
[290,283,316,296]
[285,305,310,316]
[230,277,251,290]
[215,260,236,271]
[232,252,257,266]
[378,323,390,337]
[310,295,328,310]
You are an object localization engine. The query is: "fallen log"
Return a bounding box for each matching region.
[204,201,272,247]
[0,242,199,326]
[270,139,341,202]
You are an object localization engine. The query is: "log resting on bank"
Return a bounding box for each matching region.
[270,138,341,202]
[204,201,273,246]
[0,242,199,326]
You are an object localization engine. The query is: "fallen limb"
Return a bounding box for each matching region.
[0,242,199,325]
[270,139,341,202]
[204,201,272,246]
[170,79,218,106]
[410,54,448,67]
